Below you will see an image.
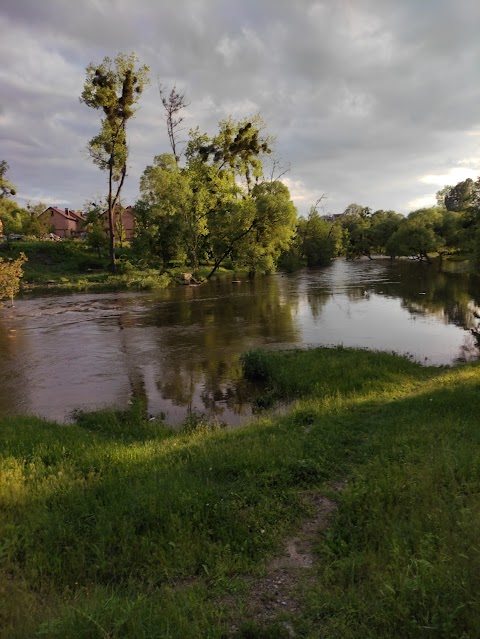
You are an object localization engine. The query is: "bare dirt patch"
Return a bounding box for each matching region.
[229,480,346,635]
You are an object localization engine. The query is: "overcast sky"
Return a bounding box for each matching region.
[2,0,480,216]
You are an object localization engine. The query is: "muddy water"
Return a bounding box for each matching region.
[1,259,479,425]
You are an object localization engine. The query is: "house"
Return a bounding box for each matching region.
[102,205,135,242]
[41,207,85,238]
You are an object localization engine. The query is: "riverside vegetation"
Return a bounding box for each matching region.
[1,347,479,638]
[0,240,232,294]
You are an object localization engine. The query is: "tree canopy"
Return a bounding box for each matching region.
[135,113,297,279]
[80,52,149,272]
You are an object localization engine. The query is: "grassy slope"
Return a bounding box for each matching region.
[1,348,479,637]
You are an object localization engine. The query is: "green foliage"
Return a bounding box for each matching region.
[340,204,377,259]
[0,160,16,199]
[240,349,275,382]
[0,198,30,235]
[0,240,171,293]
[298,210,340,266]
[136,154,192,266]
[82,201,108,257]
[386,208,447,261]
[0,251,27,305]
[80,52,149,271]
[25,201,52,237]
[137,116,296,278]
[242,181,297,273]
[0,199,51,238]
[444,178,475,212]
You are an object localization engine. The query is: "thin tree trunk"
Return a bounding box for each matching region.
[108,162,116,273]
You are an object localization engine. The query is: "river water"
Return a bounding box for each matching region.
[1,259,479,425]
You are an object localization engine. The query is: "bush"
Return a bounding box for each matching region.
[240,350,274,382]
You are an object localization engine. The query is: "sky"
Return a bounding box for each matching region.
[2,0,480,217]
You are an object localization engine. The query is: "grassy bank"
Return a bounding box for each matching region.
[1,348,480,637]
[1,241,236,294]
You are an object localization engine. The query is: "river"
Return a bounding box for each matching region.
[1,259,479,425]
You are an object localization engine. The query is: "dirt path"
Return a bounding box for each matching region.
[230,481,345,636]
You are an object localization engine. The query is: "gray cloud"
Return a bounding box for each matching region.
[2,0,480,214]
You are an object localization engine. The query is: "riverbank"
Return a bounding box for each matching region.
[1,347,479,637]
[1,240,238,295]
[1,239,475,298]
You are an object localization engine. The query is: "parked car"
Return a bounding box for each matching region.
[7,234,24,241]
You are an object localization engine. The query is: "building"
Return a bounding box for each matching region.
[102,205,135,242]
[41,207,85,237]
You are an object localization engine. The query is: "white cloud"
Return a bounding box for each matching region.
[406,194,437,211]
[420,167,478,187]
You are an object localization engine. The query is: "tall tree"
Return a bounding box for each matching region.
[80,52,149,272]
[138,113,296,278]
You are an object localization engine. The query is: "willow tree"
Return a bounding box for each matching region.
[80,52,149,272]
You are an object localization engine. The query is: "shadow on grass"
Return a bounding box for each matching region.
[1,352,480,637]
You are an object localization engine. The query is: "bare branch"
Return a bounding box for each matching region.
[313,194,328,213]
[268,157,291,183]
[158,81,190,165]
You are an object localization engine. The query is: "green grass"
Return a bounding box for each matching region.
[0,240,240,294]
[0,240,172,293]
[1,348,480,637]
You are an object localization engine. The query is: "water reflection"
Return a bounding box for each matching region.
[0,259,479,424]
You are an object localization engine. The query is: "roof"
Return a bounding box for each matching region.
[100,205,134,217]
[68,210,86,222]
[46,207,85,221]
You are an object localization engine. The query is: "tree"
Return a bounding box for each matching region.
[386,221,438,262]
[159,84,189,165]
[444,178,475,212]
[25,202,51,237]
[80,52,149,272]
[341,204,374,259]
[0,161,16,199]
[342,202,370,219]
[210,180,297,277]
[0,199,30,235]
[298,201,341,267]
[436,185,453,208]
[83,202,108,258]
[139,113,295,278]
[0,252,27,307]
[385,209,446,262]
[136,154,191,266]
[186,115,275,276]
[369,210,403,255]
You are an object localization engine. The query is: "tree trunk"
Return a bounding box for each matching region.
[108,164,116,273]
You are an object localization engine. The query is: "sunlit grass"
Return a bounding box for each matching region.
[1,348,480,637]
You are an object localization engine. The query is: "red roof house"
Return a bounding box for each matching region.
[41,207,85,238]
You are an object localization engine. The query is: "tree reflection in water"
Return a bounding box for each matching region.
[0,260,478,424]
